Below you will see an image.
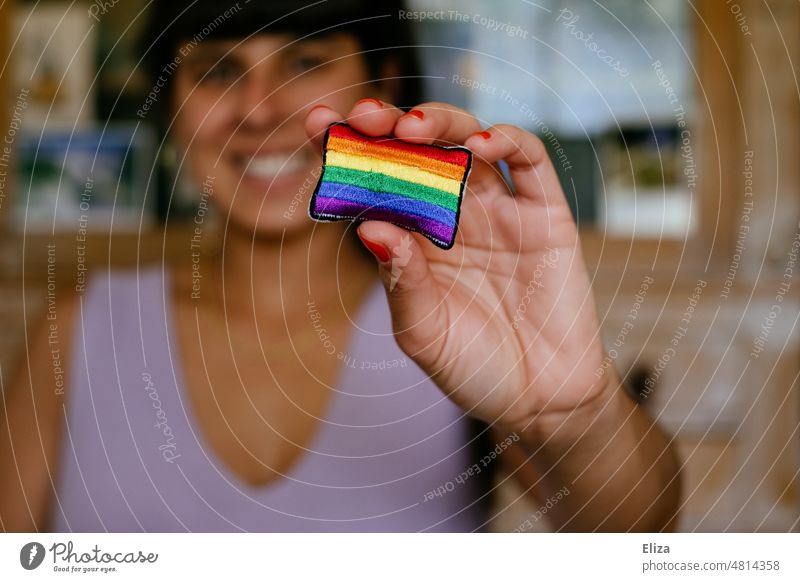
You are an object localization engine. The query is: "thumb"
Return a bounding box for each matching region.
[356,221,445,340]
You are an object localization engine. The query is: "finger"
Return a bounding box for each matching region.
[355,221,446,348]
[345,98,405,137]
[392,101,482,146]
[464,124,565,205]
[305,104,344,148]
[391,102,504,196]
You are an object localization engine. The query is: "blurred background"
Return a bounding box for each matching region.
[0,0,797,531]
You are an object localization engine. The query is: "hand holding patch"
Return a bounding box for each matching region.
[304,99,609,436]
[308,122,472,249]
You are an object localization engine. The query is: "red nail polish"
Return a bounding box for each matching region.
[357,233,391,262]
[405,109,424,120]
[477,131,492,140]
[355,98,383,108]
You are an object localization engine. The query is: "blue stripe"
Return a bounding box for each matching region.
[317,181,456,226]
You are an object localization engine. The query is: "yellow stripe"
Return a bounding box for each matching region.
[325,151,462,196]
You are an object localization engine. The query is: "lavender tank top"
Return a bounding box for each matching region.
[51,266,485,532]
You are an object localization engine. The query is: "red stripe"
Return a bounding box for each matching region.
[328,123,470,167]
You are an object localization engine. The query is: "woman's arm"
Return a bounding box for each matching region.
[497,369,681,532]
[0,292,77,531]
[305,100,681,532]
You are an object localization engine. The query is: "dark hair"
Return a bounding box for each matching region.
[140,0,424,124]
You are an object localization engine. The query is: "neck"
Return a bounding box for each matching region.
[217,223,376,324]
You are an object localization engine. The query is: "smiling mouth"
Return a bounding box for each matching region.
[239,149,315,182]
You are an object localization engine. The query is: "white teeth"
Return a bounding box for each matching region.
[243,152,308,179]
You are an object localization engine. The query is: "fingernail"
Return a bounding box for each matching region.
[405,109,424,120]
[308,104,332,115]
[355,98,383,108]
[476,130,492,140]
[357,232,391,262]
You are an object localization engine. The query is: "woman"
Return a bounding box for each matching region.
[1,0,680,532]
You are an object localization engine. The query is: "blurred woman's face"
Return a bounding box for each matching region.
[171,33,377,236]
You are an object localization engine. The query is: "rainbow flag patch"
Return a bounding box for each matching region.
[309,122,472,249]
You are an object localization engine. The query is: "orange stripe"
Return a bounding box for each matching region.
[327,136,467,182]
[329,123,470,166]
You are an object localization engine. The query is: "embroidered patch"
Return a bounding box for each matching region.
[308,122,472,250]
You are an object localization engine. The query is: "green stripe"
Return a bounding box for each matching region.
[322,166,460,212]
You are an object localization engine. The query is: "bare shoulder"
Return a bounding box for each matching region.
[0,287,81,532]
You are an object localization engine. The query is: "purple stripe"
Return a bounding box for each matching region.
[313,196,455,246]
